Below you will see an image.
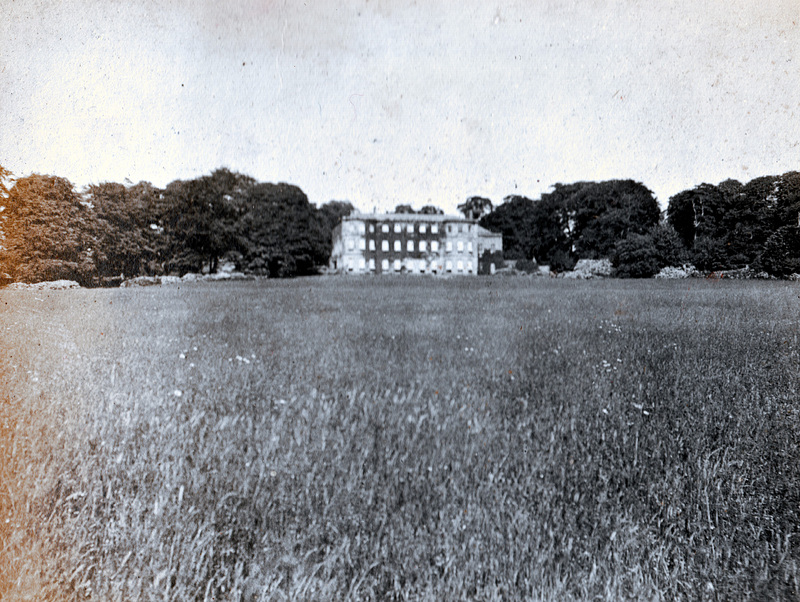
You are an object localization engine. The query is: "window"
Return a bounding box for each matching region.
[369,258,376,271]
[382,240,389,252]
[457,241,464,252]
[458,225,463,233]
[394,240,401,252]
[490,242,496,251]
[418,260,425,272]
[431,224,439,234]
[369,239,375,251]
[448,225,453,233]
[347,258,354,271]
[419,240,427,252]
[382,224,389,233]
[346,238,355,251]
[407,224,414,233]
[394,223,402,233]
[420,224,427,233]
[369,224,375,233]
[358,238,366,251]
[381,259,389,271]
[467,260,473,272]
[431,241,439,252]
[446,241,453,252]
[393,259,401,271]
[359,258,366,270]
[457,260,464,272]
[407,240,414,252]
[446,260,453,272]
[467,241,473,252]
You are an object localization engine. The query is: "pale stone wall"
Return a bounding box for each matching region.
[331,213,501,275]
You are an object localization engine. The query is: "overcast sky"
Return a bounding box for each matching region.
[1,0,798,212]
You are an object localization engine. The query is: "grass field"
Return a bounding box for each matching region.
[1,277,799,601]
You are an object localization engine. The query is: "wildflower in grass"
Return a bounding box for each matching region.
[173,389,182,397]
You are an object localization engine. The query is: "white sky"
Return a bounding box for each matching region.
[1,0,798,212]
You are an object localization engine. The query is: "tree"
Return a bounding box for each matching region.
[754,225,800,277]
[237,183,328,277]
[667,176,784,271]
[162,168,255,274]
[418,205,443,215]
[458,196,493,220]
[394,204,415,214]
[479,195,538,260]
[317,201,356,258]
[2,174,98,285]
[611,232,661,278]
[88,181,168,279]
[531,184,580,265]
[569,180,660,259]
[611,222,689,278]
[650,222,690,267]
[772,172,800,229]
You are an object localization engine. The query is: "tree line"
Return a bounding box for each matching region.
[0,168,354,286]
[1,165,799,284]
[476,172,800,277]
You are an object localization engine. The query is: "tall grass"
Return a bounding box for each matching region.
[1,278,798,600]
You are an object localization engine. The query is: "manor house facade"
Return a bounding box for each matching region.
[330,213,503,275]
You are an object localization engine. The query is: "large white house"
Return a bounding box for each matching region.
[330,212,503,275]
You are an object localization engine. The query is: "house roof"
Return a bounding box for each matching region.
[345,212,472,223]
[475,225,502,238]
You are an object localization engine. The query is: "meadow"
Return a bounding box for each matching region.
[0,277,798,601]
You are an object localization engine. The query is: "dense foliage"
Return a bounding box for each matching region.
[0,167,353,283]
[667,172,800,274]
[479,172,800,277]
[1,174,98,285]
[3,161,800,282]
[480,180,660,271]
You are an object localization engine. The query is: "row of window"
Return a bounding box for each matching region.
[350,222,474,235]
[346,238,474,253]
[346,258,475,273]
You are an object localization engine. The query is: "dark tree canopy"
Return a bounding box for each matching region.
[237,183,328,277]
[611,233,661,278]
[479,195,539,261]
[458,196,493,220]
[568,180,660,259]
[667,172,800,273]
[318,201,355,230]
[161,168,256,274]
[317,201,356,258]
[4,165,800,284]
[88,181,168,279]
[482,180,659,267]
[754,226,800,276]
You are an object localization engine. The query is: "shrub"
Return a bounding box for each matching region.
[548,249,576,273]
[753,225,800,277]
[611,232,661,278]
[515,258,539,273]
